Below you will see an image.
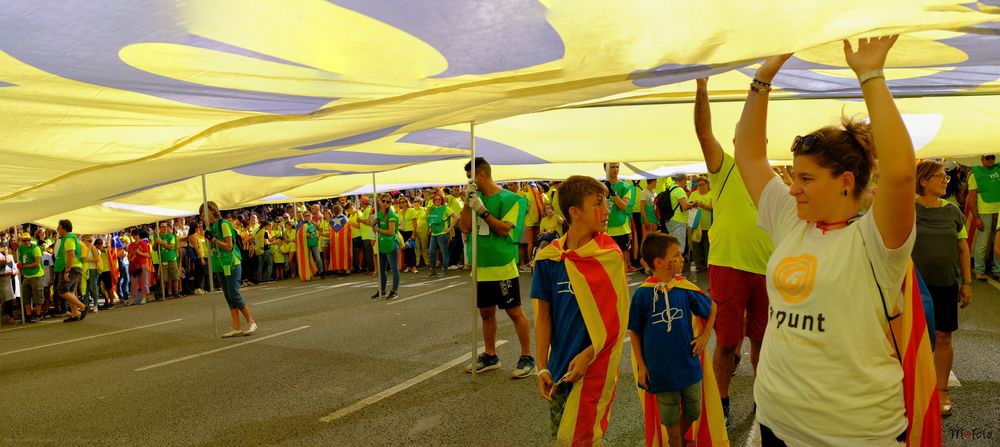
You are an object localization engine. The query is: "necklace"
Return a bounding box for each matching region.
[814,214,863,234]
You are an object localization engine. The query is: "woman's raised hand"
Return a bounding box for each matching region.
[843,35,898,76]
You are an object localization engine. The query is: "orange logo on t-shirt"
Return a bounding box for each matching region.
[773,254,817,304]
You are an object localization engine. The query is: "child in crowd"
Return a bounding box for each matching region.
[536,203,564,254]
[629,232,717,447]
[272,235,286,281]
[532,175,630,444]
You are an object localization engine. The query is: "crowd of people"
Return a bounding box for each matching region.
[0,36,985,445]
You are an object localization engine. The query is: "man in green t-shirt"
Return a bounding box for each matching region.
[54,219,88,322]
[603,162,637,271]
[156,223,181,298]
[967,154,1000,280]
[459,157,535,379]
[17,232,45,323]
[693,77,774,425]
[302,211,326,279]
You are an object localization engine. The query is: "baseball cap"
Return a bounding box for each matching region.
[20,232,30,240]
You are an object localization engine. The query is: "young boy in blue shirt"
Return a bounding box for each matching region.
[532,175,630,444]
[629,232,717,447]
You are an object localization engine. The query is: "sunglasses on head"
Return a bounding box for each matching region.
[791,134,849,168]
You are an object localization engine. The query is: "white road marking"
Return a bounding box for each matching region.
[386,283,464,306]
[319,340,509,423]
[402,275,461,288]
[0,319,183,357]
[949,370,961,388]
[255,282,361,305]
[628,281,643,287]
[135,325,310,371]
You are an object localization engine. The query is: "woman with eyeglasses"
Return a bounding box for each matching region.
[913,160,971,417]
[371,196,401,300]
[734,36,916,445]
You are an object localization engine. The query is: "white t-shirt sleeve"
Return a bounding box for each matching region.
[640,189,654,204]
[757,176,798,245]
[859,212,916,312]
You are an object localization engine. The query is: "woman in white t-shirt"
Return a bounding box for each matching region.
[734,37,916,445]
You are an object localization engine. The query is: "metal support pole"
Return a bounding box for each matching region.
[470,121,479,376]
[372,174,382,296]
[201,175,217,339]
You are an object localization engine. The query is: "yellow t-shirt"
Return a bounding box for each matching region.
[359,206,375,241]
[706,152,773,274]
[63,238,85,269]
[968,173,1000,214]
[687,190,713,230]
[540,215,563,236]
[413,207,429,233]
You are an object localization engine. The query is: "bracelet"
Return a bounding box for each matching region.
[537,369,551,377]
[858,69,885,85]
[750,78,772,94]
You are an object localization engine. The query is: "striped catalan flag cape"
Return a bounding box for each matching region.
[632,277,729,447]
[328,216,353,271]
[528,183,545,223]
[533,232,630,446]
[104,247,120,299]
[896,263,942,446]
[295,221,317,282]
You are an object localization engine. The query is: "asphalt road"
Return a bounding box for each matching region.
[0,268,996,446]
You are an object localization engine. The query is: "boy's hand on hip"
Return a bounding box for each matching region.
[691,333,709,357]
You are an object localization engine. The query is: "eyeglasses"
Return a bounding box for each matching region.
[929,173,951,182]
[985,155,996,161]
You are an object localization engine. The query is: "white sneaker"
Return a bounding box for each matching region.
[448,265,461,271]
[242,322,258,336]
[194,288,205,295]
[222,329,243,338]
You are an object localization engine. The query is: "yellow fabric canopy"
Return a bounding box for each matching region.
[4,1,999,232]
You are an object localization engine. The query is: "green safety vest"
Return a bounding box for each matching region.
[18,243,43,278]
[972,165,1000,203]
[467,189,528,268]
[53,233,81,272]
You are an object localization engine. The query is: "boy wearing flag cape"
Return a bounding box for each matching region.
[532,175,630,446]
[629,232,727,447]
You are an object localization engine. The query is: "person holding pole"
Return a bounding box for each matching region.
[201,201,257,338]
[694,76,775,426]
[459,157,535,378]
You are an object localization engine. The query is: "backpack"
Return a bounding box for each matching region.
[654,186,682,229]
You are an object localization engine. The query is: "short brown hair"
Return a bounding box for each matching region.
[915,160,944,196]
[557,175,608,224]
[641,232,680,272]
[792,116,877,199]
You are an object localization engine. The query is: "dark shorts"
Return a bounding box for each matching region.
[548,381,573,437]
[927,283,959,333]
[23,276,45,305]
[709,265,769,347]
[611,234,631,253]
[56,268,83,295]
[477,277,521,310]
[98,271,113,291]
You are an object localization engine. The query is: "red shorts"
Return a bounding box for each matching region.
[708,265,769,348]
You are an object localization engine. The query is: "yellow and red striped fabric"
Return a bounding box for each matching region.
[534,232,630,446]
[328,218,353,271]
[295,223,317,282]
[896,263,942,446]
[632,276,729,446]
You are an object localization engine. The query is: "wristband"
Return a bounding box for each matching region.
[858,69,885,85]
[537,369,551,377]
[479,209,490,219]
[750,78,772,94]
